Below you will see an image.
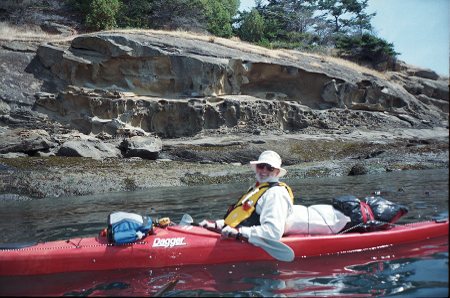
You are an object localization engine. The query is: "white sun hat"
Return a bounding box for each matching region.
[250,150,287,177]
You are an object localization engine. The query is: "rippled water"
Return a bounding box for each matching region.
[0,168,448,296]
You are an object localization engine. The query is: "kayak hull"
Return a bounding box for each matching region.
[0,220,448,276]
[1,235,448,296]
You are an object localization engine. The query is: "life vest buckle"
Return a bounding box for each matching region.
[243,200,253,211]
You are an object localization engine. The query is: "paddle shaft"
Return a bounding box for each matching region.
[189,221,295,262]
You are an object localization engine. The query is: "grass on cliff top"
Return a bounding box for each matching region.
[1,21,384,80]
[0,22,48,41]
[110,28,385,79]
[0,21,72,42]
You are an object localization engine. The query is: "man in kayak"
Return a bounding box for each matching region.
[199,150,294,243]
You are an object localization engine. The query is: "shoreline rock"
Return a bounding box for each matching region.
[1,127,447,200]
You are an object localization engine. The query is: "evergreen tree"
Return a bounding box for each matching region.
[347,0,374,35]
[248,0,321,48]
[237,9,265,42]
[203,0,239,37]
[317,0,374,35]
[259,0,290,40]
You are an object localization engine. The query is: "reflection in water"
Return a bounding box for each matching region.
[0,169,448,296]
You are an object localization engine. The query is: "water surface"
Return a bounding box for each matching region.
[0,168,448,296]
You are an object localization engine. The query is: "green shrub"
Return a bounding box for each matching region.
[85,0,120,31]
[335,33,399,66]
[116,0,153,28]
[256,38,273,49]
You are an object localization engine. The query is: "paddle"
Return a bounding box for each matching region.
[179,214,295,262]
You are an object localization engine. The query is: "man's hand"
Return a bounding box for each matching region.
[215,219,224,229]
[221,225,241,239]
[199,219,215,229]
[199,219,224,230]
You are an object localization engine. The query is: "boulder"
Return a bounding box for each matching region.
[119,136,162,160]
[348,164,368,176]
[321,79,341,107]
[0,99,10,115]
[57,139,121,159]
[0,129,55,154]
[0,152,29,158]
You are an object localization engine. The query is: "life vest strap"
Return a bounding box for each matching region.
[224,182,294,228]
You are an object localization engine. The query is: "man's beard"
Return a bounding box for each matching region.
[256,172,278,183]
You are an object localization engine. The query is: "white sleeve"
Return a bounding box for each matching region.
[239,186,293,242]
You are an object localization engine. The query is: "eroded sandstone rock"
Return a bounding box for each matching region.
[31,32,447,139]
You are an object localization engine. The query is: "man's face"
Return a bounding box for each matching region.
[255,163,280,182]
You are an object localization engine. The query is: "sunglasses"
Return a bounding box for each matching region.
[256,163,275,172]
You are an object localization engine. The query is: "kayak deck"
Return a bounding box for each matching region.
[0,220,448,276]
[284,220,449,257]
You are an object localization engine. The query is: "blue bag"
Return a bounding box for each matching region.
[107,211,153,244]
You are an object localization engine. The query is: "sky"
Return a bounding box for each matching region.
[239,0,449,77]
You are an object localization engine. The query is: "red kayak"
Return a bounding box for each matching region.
[1,235,447,296]
[0,219,448,276]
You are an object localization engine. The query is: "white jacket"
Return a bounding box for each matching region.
[238,184,293,242]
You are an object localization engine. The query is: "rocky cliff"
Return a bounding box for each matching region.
[0,21,448,198]
[33,31,450,135]
[2,29,448,152]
